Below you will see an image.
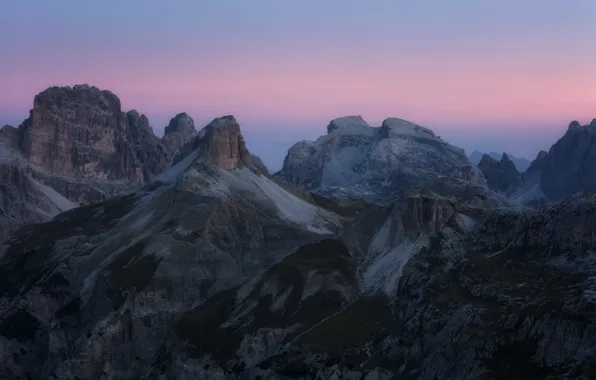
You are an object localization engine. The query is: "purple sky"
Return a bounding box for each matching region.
[1,0,595,170]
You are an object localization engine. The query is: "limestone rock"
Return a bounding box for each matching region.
[161,112,198,154]
[174,115,254,171]
[0,125,20,150]
[126,110,170,180]
[477,153,521,193]
[251,154,269,176]
[19,84,152,182]
[0,85,176,232]
[538,120,596,201]
[276,116,485,204]
[469,150,532,172]
[493,119,596,205]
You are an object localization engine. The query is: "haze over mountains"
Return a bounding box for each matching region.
[1,85,596,379]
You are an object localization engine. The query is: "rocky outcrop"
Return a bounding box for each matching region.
[511,119,596,204]
[469,150,532,172]
[0,85,191,231]
[0,125,20,150]
[276,116,485,204]
[126,110,171,180]
[537,119,596,201]
[0,117,343,379]
[161,112,198,154]
[477,153,522,193]
[251,154,269,176]
[526,149,548,173]
[174,115,255,171]
[18,84,164,182]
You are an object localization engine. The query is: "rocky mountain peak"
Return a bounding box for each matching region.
[165,112,195,133]
[161,112,198,154]
[172,115,254,171]
[498,153,519,172]
[379,117,437,139]
[20,84,142,177]
[126,110,151,129]
[0,124,19,150]
[567,120,582,131]
[478,153,496,165]
[536,150,548,160]
[198,115,253,170]
[277,115,482,204]
[468,150,532,172]
[34,84,122,115]
[525,150,548,173]
[0,85,179,231]
[326,115,371,135]
[536,118,596,201]
[477,153,521,193]
[566,119,596,135]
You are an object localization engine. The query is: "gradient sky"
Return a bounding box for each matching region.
[1,0,595,170]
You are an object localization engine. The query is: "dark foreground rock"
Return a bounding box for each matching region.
[1,117,596,379]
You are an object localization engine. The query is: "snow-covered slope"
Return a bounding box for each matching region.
[276,116,485,204]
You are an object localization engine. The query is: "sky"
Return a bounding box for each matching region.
[1,0,595,170]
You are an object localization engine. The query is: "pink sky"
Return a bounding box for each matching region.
[4,53,595,128]
[1,0,595,168]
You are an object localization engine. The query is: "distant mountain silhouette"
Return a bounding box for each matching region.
[468,150,531,172]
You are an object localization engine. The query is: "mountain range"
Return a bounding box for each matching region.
[0,85,198,235]
[1,85,596,379]
[468,150,532,172]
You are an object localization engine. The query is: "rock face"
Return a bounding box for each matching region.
[0,125,20,150]
[538,120,596,201]
[161,112,198,154]
[477,153,522,193]
[17,84,166,182]
[276,116,485,204]
[173,115,254,171]
[0,145,77,235]
[469,150,532,172]
[0,85,195,231]
[0,116,345,379]
[511,119,596,204]
[126,110,171,180]
[251,154,270,176]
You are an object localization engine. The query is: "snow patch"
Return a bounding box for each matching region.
[155,148,201,183]
[212,168,338,234]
